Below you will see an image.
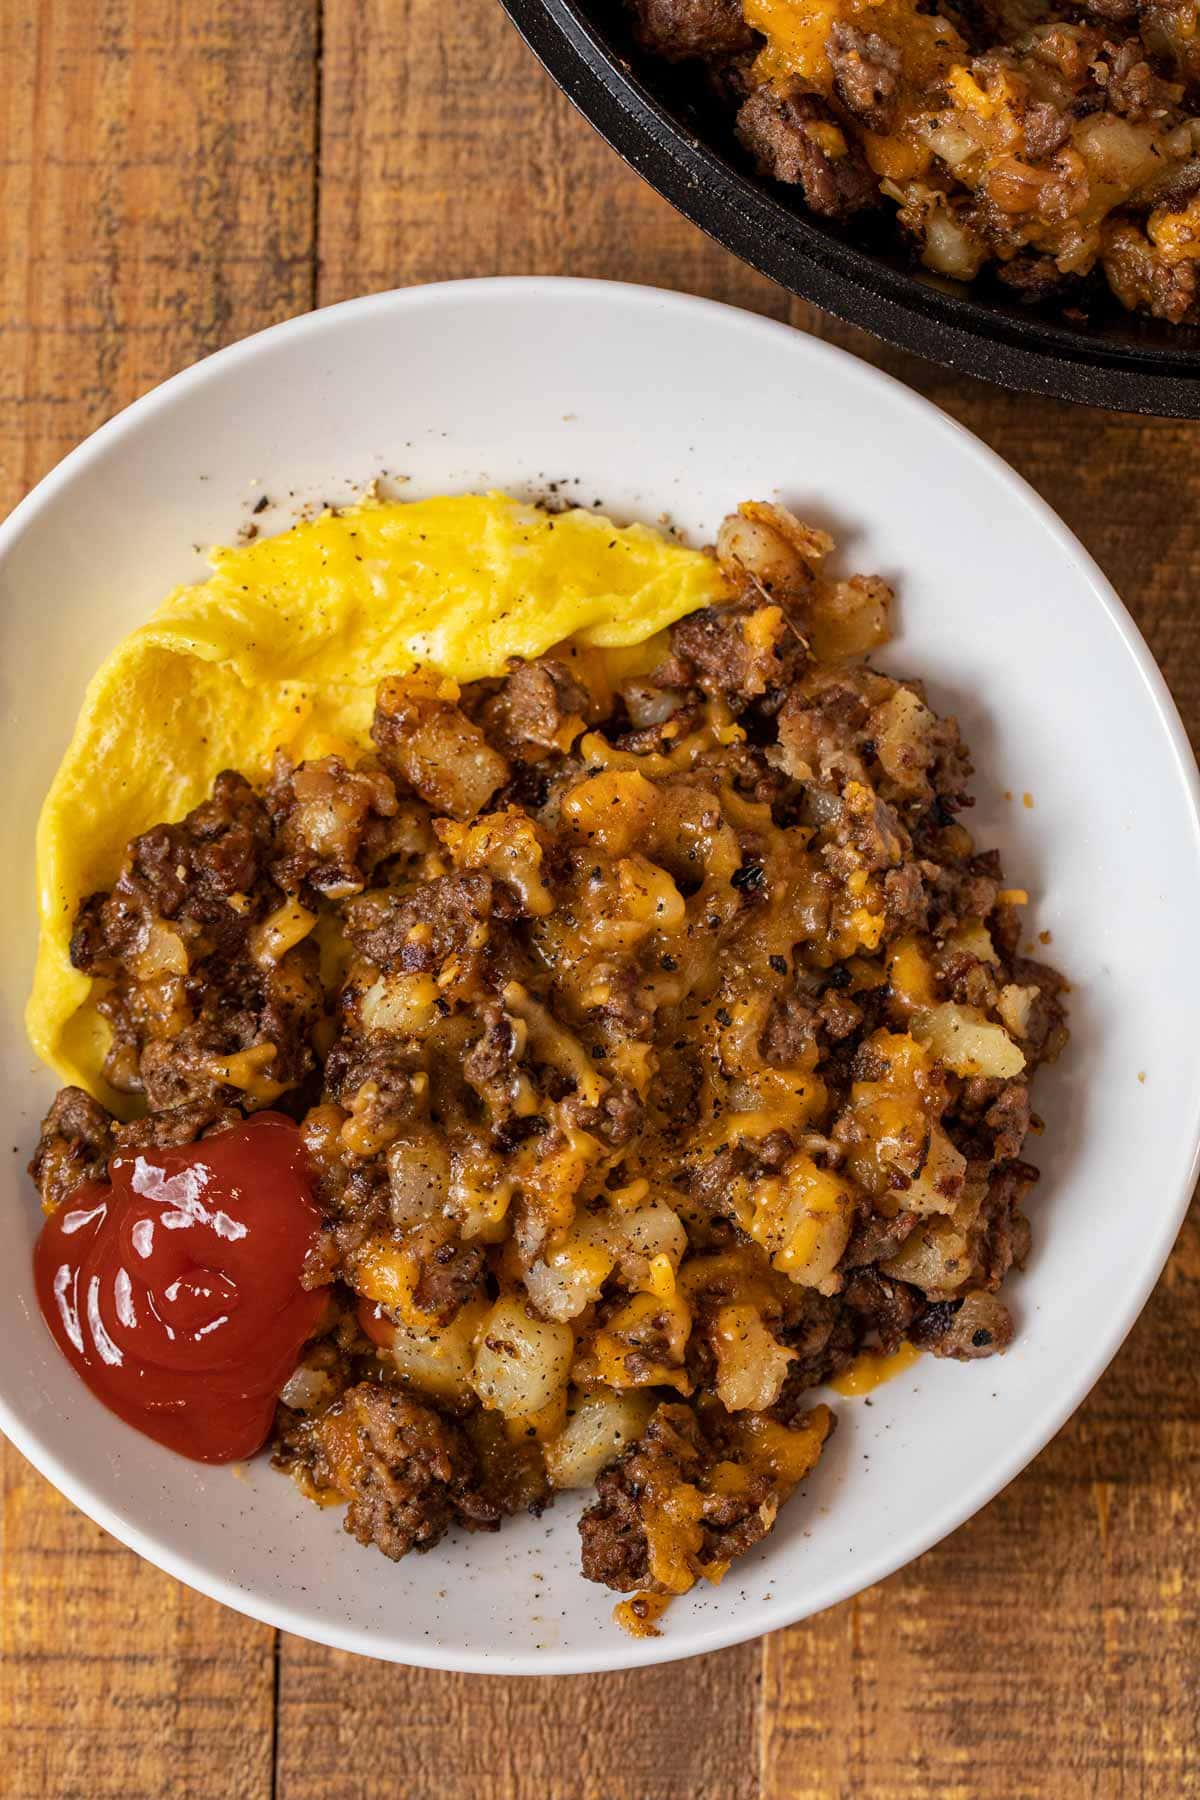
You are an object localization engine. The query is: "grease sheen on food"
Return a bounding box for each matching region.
[27,493,1066,1630]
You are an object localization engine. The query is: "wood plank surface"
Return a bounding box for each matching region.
[2,0,1198,1795]
[0,0,315,1795]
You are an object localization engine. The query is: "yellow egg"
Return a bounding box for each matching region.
[27,491,728,1106]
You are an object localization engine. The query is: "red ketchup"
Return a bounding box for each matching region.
[34,1113,326,1464]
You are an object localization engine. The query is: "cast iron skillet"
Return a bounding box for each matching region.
[500,0,1200,415]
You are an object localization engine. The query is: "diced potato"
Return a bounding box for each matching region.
[384,1300,487,1404]
[448,1142,515,1244]
[132,920,190,980]
[716,501,827,595]
[386,1129,451,1230]
[807,574,891,664]
[560,768,659,856]
[882,1216,972,1294]
[711,1304,795,1411]
[471,1295,574,1422]
[375,671,510,820]
[279,1362,337,1413]
[913,1003,1025,1078]
[744,1156,855,1292]
[997,983,1038,1040]
[523,1238,614,1323]
[543,1388,655,1489]
[921,203,987,280]
[524,1198,688,1322]
[948,920,999,966]
[586,1199,688,1288]
[873,687,936,795]
[359,971,441,1036]
[904,1124,967,1217]
[1075,112,1163,194]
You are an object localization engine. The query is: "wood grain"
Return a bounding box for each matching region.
[762,1231,1200,1800]
[2,0,1198,1793]
[0,0,315,1794]
[275,1645,762,1800]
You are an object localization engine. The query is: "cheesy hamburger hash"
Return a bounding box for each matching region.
[28,492,1066,1634]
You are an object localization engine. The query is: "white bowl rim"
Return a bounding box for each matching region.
[1,275,1198,1675]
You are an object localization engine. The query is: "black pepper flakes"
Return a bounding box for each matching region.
[730,860,765,892]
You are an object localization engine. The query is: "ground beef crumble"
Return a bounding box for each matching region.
[274,1383,500,1560]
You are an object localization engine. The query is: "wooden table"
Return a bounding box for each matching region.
[2,1,1198,1794]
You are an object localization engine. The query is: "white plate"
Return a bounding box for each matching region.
[1,278,1197,1675]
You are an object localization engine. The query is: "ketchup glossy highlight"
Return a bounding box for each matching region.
[34,1113,326,1463]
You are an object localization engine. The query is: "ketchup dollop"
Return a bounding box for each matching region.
[34,1113,326,1464]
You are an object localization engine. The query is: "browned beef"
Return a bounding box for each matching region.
[759,992,819,1066]
[996,253,1071,300]
[736,86,880,218]
[342,873,494,976]
[817,987,864,1042]
[114,1098,244,1152]
[1104,221,1198,324]
[1099,35,1183,121]
[463,1006,520,1109]
[775,1296,861,1397]
[29,1087,115,1211]
[71,771,273,973]
[882,863,928,932]
[775,675,870,784]
[567,1082,645,1148]
[276,1384,500,1562]
[664,600,805,703]
[842,1267,919,1351]
[835,786,907,872]
[579,1401,814,1591]
[827,21,902,129]
[126,937,323,1112]
[485,657,591,757]
[1022,103,1073,160]
[628,0,755,61]
[911,1289,1015,1358]
[983,1081,1032,1162]
[1073,0,1138,16]
[69,770,327,1108]
[579,1464,650,1590]
[1150,159,1200,213]
[410,1239,488,1324]
[974,1163,1035,1289]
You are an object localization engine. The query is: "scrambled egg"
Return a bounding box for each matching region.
[29,491,728,1106]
